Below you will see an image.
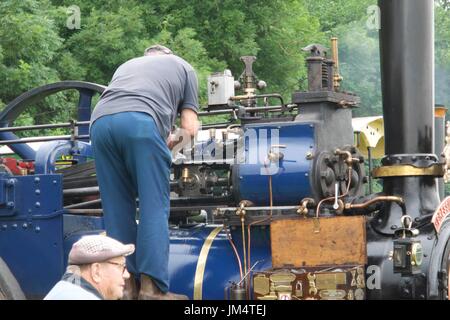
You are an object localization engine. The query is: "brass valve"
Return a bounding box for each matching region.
[181,167,191,183]
[236,200,253,220]
[268,145,287,163]
[334,148,359,166]
[297,198,315,216]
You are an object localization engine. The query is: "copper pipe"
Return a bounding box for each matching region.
[225,228,243,281]
[234,200,251,294]
[246,216,270,299]
[344,196,404,211]
[245,162,275,298]
[247,175,273,273]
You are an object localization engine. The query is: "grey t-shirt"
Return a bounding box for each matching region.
[90,54,199,139]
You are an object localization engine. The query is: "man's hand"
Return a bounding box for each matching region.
[167,109,199,150]
[166,131,183,150]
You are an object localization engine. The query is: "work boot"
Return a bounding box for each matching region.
[138,274,188,300]
[122,275,139,300]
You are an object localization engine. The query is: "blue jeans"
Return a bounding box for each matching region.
[91,111,172,292]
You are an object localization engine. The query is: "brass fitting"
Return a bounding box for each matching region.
[334,148,359,166]
[230,92,256,101]
[331,37,343,91]
[236,200,253,219]
[268,145,287,163]
[297,198,315,216]
[334,199,345,214]
[181,167,191,183]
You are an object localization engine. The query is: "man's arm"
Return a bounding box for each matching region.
[167,108,199,150]
[180,108,199,138]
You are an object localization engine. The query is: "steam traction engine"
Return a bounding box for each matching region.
[0,0,449,300]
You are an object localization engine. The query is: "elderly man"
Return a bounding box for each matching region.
[44,235,135,300]
[90,44,198,299]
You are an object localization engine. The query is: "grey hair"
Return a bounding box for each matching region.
[144,44,173,56]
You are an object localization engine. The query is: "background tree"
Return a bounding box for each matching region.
[0,0,449,127]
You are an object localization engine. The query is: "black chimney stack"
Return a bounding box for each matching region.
[380,0,434,153]
[374,0,441,233]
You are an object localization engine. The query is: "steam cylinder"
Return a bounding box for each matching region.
[232,122,315,205]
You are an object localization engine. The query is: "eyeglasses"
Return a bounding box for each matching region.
[105,261,127,275]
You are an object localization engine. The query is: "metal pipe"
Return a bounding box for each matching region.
[63,186,99,196]
[0,135,90,145]
[230,94,284,107]
[331,37,343,91]
[171,196,233,206]
[65,200,226,212]
[255,94,285,107]
[0,121,90,133]
[367,147,373,194]
[0,131,36,159]
[201,123,233,130]
[245,105,297,112]
[345,195,405,215]
[65,209,102,215]
[64,198,101,209]
[198,105,297,118]
[217,205,299,212]
[170,205,227,211]
[435,105,447,200]
[198,109,237,117]
[67,207,225,215]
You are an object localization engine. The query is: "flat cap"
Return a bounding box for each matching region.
[68,235,135,265]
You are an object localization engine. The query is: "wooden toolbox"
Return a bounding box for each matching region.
[270,216,367,268]
[252,216,367,300]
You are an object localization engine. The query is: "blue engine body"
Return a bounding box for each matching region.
[169,225,271,299]
[233,122,315,205]
[0,120,312,299]
[0,174,64,299]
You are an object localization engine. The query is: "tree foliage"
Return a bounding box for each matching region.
[305,0,376,33]
[0,0,449,128]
